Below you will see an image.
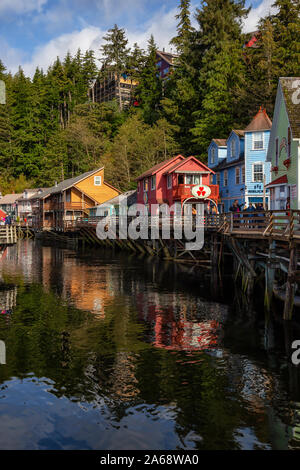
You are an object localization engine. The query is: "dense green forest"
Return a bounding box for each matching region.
[0,0,299,194]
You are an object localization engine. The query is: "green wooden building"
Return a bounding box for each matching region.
[266,77,300,210]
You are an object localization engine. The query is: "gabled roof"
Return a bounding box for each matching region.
[265,174,288,188]
[244,106,272,132]
[231,130,245,138]
[280,77,300,139]
[212,139,227,147]
[163,156,215,175]
[137,155,185,180]
[156,50,178,66]
[37,168,105,199]
[0,194,22,204]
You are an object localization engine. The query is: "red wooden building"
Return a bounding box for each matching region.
[136,155,219,214]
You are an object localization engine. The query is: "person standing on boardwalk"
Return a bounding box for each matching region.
[5,215,11,226]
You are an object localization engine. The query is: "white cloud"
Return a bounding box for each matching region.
[4,0,281,77]
[21,26,106,76]
[0,0,47,15]
[15,5,180,76]
[243,0,278,32]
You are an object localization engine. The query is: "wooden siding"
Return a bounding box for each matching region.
[75,169,119,204]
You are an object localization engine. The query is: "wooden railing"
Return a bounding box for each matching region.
[72,210,300,241]
[0,225,17,245]
[43,201,90,211]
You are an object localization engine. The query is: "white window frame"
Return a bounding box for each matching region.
[143,178,148,192]
[231,139,235,158]
[151,175,156,190]
[94,175,102,186]
[235,167,240,185]
[253,132,264,150]
[252,162,264,182]
[224,170,228,187]
[242,165,245,184]
[167,174,172,189]
[211,147,216,164]
[184,174,202,185]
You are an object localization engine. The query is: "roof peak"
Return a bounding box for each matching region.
[244,106,272,132]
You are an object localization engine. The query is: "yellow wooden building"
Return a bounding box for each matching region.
[32,167,120,230]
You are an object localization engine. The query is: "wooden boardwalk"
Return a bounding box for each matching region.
[0,225,17,246]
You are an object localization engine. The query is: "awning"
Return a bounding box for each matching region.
[265,174,288,188]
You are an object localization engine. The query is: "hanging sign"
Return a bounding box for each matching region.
[191,184,211,199]
[143,192,148,204]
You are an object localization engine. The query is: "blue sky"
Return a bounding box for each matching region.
[0,0,277,76]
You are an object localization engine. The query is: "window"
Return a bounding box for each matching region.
[151,175,156,190]
[143,178,148,192]
[184,174,202,185]
[288,127,291,158]
[235,167,240,185]
[211,147,216,164]
[167,174,172,189]
[253,132,264,150]
[216,173,220,186]
[94,176,101,186]
[224,170,228,187]
[231,139,235,158]
[280,185,285,194]
[252,163,263,182]
[242,166,245,184]
[275,137,279,166]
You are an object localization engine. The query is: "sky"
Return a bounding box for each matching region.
[0,0,278,77]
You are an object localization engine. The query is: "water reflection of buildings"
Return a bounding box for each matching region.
[0,287,17,316]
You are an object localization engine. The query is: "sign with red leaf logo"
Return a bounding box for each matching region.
[191,184,211,199]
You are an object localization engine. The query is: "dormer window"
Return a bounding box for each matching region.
[231,140,235,158]
[211,147,216,164]
[253,132,264,150]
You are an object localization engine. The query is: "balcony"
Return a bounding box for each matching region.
[43,201,91,211]
[173,184,219,201]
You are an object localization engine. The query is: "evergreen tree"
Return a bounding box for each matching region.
[272,0,300,76]
[100,24,131,110]
[135,35,162,125]
[170,0,194,53]
[191,0,249,158]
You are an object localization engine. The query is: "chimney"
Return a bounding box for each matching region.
[0,192,2,200]
[55,181,58,187]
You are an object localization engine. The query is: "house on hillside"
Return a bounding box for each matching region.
[136,155,218,214]
[208,107,272,212]
[156,50,177,80]
[0,194,22,219]
[266,77,300,210]
[32,167,120,230]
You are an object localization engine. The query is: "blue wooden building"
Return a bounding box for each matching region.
[208,107,272,213]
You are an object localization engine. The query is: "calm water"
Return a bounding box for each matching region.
[0,240,300,450]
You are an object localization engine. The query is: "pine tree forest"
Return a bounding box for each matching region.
[0,0,299,193]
